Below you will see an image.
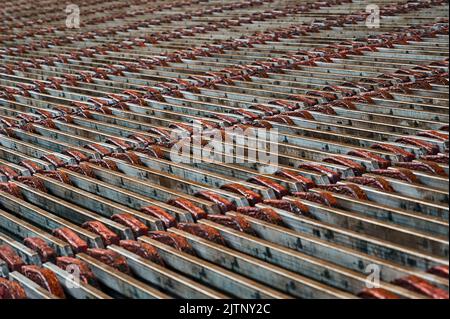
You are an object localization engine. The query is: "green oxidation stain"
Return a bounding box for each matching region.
[357,260,365,270]
[313,229,321,238]
[288,281,297,291]
[413,203,421,212]
[252,292,262,299]
[406,258,417,268]
[342,279,349,289]
[264,247,272,259]
[356,221,364,232]
[295,238,303,250]
[230,258,240,270]
[324,230,334,240]
[166,280,175,289]
[387,212,393,221]
[357,241,369,254]
[198,268,207,279]
[322,269,331,279]
[422,239,429,249]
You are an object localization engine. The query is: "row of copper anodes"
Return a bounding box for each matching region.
[0,0,449,299]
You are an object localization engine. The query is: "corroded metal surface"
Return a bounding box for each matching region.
[0,0,448,299]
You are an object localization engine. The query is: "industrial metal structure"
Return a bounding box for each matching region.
[0,0,448,299]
